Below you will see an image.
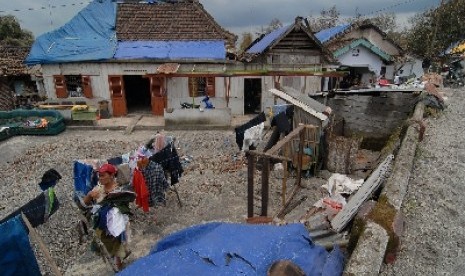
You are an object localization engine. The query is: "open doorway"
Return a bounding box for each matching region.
[244,78,262,114]
[123,75,151,113]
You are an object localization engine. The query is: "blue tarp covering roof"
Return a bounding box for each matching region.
[0,215,41,276]
[114,41,226,60]
[246,25,289,54]
[315,24,351,43]
[25,0,117,65]
[119,222,344,276]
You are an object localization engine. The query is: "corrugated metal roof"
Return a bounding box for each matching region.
[315,24,351,43]
[245,26,289,54]
[333,38,392,62]
[114,40,226,60]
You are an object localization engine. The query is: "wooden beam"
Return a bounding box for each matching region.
[266,125,305,155]
[247,153,255,218]
[21,213,63,276]
[261,158,270,217]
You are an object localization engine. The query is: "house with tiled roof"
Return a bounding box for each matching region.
[315,20,405,90]
[0,46,41,111]
[26,0,244,119]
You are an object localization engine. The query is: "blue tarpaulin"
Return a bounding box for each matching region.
[246,26,289,54]
[119,222,344,276]
[315,24,351,44]
[114,41,226,60]
[0,216,41,276]
[25,0,117,65]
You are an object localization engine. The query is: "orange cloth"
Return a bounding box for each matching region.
[132,169,149,212]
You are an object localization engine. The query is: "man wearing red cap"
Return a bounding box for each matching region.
[83,163,131,271]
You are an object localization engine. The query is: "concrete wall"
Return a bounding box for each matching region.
[338,46,384,77]
[345,28,401,56]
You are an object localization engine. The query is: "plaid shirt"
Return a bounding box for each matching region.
[142,161,169,207]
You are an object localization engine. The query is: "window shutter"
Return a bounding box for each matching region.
[206,77,215,97]
[53,75,68,98]
[82,76,93,98]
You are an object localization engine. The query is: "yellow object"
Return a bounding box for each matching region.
[71,105,89,112]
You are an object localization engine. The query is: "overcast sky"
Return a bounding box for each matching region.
[0,0,441,38]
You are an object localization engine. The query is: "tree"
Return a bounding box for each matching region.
[238,32,254,53]
[0,15,34,47]
[406,0,465,58]
[307,5,341,32]
[257,18,283,36]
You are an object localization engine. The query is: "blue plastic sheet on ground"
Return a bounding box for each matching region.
[246,25,289,54]
[315,24,351,44]
[119,222,344,276]
[0,216,41,276]
[25,0,117,65]
[114,40,226,60]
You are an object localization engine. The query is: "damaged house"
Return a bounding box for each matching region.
[315,20,404,90]
[0,46,40,111]
[26,1,341,121]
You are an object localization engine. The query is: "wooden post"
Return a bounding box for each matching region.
[296,129,305,187]
[247,153,255,218]
[282,143,288,206]
[21,213,63,276]
[261,157,270,217]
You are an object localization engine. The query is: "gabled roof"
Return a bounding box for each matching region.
[116,1,237,47]
[242,17,334,63]
[315,20,403,54]
[334,38,392,62]
[0,46,31,75]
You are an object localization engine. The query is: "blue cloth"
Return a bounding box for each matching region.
[246,26,289,54]
[119,222,344,276]
[25,0,117,65]
[114,40,226,60]
[0,216,41,276]
[315,24,351,43]
[73,161,95,197]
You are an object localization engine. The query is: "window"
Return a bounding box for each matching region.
[53,75,93,98]
[65,75,84,97]
[188,77,215,97]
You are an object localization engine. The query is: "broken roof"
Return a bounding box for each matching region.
[0,46,31,76]
[315,20,403,54]
[242,17,334,63]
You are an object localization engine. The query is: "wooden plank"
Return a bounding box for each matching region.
[266,125,305,155]
[261,158,270,217]
[331,154,394,232]
[247,150,292,162]
[247,154,255,218]
[21,213,63,276]
[124,115,142,135]
[270,88,328,122]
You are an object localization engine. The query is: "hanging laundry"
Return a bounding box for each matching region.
[234,112,266,150]
[132,169,149,212]
[116,163,131,186]
[242,122,265,151]
[74,161,96,197]
[141,161,169,207]
[38,168,62,191]
[107,156,124,166]
[0,188,60,228]
[149,144,183,185]
[0,216,41,276]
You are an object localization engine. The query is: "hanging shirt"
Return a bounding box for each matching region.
[141,161,169,207]
[149,144,183,185]
[242,122,265,151]
[132,169,149,212]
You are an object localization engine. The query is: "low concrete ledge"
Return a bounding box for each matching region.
[343,101,425,274]
[164,108,231,129]
[344,222,389,276]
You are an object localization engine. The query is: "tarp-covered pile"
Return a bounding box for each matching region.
[119,222,344,275]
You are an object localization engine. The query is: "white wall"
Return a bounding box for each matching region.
[338,46,384,76]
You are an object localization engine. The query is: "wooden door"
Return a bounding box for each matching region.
[53,75,68,98]
[150,77,165,116]
[81,76,93,98]
[108,75,127,117]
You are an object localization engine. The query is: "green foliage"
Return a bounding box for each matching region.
[0,15,34,47]
[407,0,465,58]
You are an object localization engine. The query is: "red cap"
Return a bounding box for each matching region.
[98,163,117,175]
